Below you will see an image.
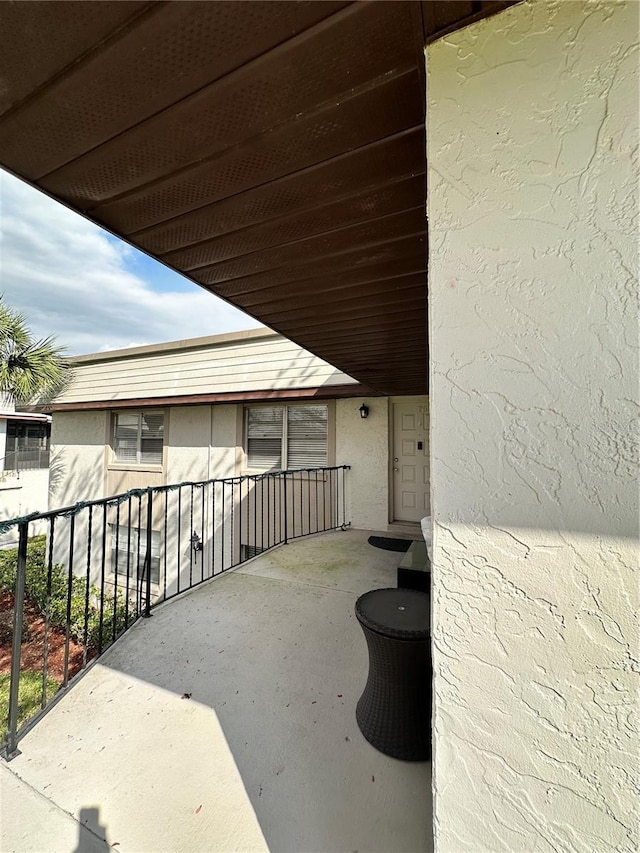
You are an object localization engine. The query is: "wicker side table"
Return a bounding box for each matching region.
[355,587,431,761]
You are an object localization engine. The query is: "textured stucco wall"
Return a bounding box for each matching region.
[0,420,7,472]
[49,410,108,507]
[427,2,639,851]
[0,470,49,516]
[165,406,213,485]
[336,397,389,530]
[0,470,50,546]
[212,405,241,480]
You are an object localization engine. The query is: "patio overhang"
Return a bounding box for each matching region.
[0,0,515,396]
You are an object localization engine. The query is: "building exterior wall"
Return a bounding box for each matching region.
[49,410,109,507]
[165,406,214,485]
[55,330,357,406]
[48,393,430,593]
[49,398,353,591]
[336,397,390,531]
[212,405,242,481]
[427,2,639,851]
[0,470,50,547]
[51,395,429,543]
[47,329,431,595]
[0,419,6,473]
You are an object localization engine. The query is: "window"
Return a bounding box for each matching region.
[240,544,265,561]
[6,420,50,451]
[246,404,328,470]
[113,411,164,465]
[110,525,160,585]
[5,420,51,470]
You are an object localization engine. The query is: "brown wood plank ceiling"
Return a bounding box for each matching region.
[0,0,515,396]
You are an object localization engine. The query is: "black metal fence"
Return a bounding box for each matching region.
[0,465,350,758]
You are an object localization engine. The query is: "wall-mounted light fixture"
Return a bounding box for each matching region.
[191,530,203,553]
[359,403,369,419]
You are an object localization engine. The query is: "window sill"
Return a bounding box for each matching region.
[107,463,163,474]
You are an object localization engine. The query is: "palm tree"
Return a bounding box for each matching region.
[0,298,70,405]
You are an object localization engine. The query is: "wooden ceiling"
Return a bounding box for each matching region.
[0,1,514,396]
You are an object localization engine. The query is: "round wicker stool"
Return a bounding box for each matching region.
[355,587,431,761]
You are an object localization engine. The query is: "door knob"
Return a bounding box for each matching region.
[393,467,399,471]
[394,457,399,462]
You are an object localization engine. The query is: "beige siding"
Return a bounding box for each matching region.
[106,467,164,497]
[57,332,357,405]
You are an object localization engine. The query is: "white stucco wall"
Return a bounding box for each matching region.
[49,411,108,508]
[336,397,389,530]
[0,420,7,473]
[0,470,50,547]
[165,406,213,485]
[212,405,241,480]
[48,397,421,582]
[427,2,639,851]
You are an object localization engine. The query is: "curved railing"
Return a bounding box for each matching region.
[0,465,350,758]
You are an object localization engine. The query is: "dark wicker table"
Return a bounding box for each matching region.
[397,539,431,593]
[355,587,431,761]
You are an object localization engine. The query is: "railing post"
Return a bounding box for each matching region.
[283,471,288,545]
[342,466,347,527]
[4,521,29,758]
[143,490,153,618]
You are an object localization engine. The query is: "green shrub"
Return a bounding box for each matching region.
[0,609,29,645]
[0,535,137,653]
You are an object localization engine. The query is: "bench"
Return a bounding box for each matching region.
[397,539,431,593]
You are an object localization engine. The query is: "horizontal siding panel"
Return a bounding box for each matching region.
[72,338,333,365]
[65,356,344,382]
[67,342,313,377]
[57,335,357,403]
[59,367,351,402]
[63,364,343,393]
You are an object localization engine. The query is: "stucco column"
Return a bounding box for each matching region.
[427,2,638,851]
[0,419,7,473]
[0,394,15,474]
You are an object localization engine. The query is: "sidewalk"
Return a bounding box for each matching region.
[0,763,109,853]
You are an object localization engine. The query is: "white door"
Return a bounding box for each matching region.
[392,400,430,522]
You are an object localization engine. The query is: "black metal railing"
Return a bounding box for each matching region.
[0,465,350,757]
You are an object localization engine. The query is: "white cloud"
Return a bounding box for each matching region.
[0,171,263,354]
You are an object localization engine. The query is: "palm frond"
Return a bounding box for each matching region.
[0,297,72,404]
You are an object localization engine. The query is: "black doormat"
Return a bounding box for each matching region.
[367,536,411,553]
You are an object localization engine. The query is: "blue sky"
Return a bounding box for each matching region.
[102,234,193,294]
[0,170,262,354]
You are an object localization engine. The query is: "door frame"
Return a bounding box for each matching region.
[388,395,430,523]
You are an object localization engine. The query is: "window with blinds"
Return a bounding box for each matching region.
[287,405,327,468]
[110,525,160,584]
[246,405,328,471]
[113,411,164,465]
[247,407,283,469]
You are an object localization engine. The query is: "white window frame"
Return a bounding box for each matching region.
[111,410,164,467]
[244,403,331,472]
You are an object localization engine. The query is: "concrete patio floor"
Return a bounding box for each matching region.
[1,528,432,853]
